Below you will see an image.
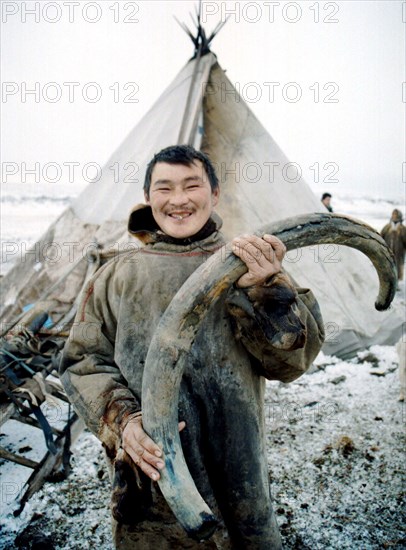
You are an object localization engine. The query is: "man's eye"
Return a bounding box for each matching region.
[186,185,199,190]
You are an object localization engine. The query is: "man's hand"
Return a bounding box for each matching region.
[232,234,286,288]
[122,415,186,481]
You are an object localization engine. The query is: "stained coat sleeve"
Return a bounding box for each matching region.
[59,261,140,454]
[226,272,325,383]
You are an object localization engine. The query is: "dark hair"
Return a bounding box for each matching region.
[322,193,332,200]
[143,145,219,198]
[391,209,403,222]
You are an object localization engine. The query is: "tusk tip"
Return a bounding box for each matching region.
[187,513,218,540]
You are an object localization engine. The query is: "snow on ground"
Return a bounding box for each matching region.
[265,347,405,549]
[0,432,113,550]
[1,346,404,549]
[0,384,71,494]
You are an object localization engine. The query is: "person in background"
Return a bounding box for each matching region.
[321,193,333,212]
[381,209,406,282]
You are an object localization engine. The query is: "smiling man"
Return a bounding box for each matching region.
[60,145,324,549]
[146,157,219,239]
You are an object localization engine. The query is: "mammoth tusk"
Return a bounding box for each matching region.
[142,213,397,540]
[260,213,397,311]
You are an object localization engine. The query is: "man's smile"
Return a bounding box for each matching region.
[168,211,193,220]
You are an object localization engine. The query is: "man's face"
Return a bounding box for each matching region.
[391,211,401,223]
[146,160,220,239]
[322,197,331,208]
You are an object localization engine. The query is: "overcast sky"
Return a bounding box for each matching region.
[1,0,405,199]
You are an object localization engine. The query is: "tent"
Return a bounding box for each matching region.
[1,34,403,358]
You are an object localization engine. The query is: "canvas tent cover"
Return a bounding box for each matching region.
[1,52,403,357]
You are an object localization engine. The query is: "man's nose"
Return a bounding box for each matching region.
[169,189,189,206]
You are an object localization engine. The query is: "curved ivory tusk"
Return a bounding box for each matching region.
[142,213,397,539]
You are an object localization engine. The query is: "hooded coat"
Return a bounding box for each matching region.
[60,205,325,549]
[381,217,406,280]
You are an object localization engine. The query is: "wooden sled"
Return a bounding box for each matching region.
[0,303,84,516]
